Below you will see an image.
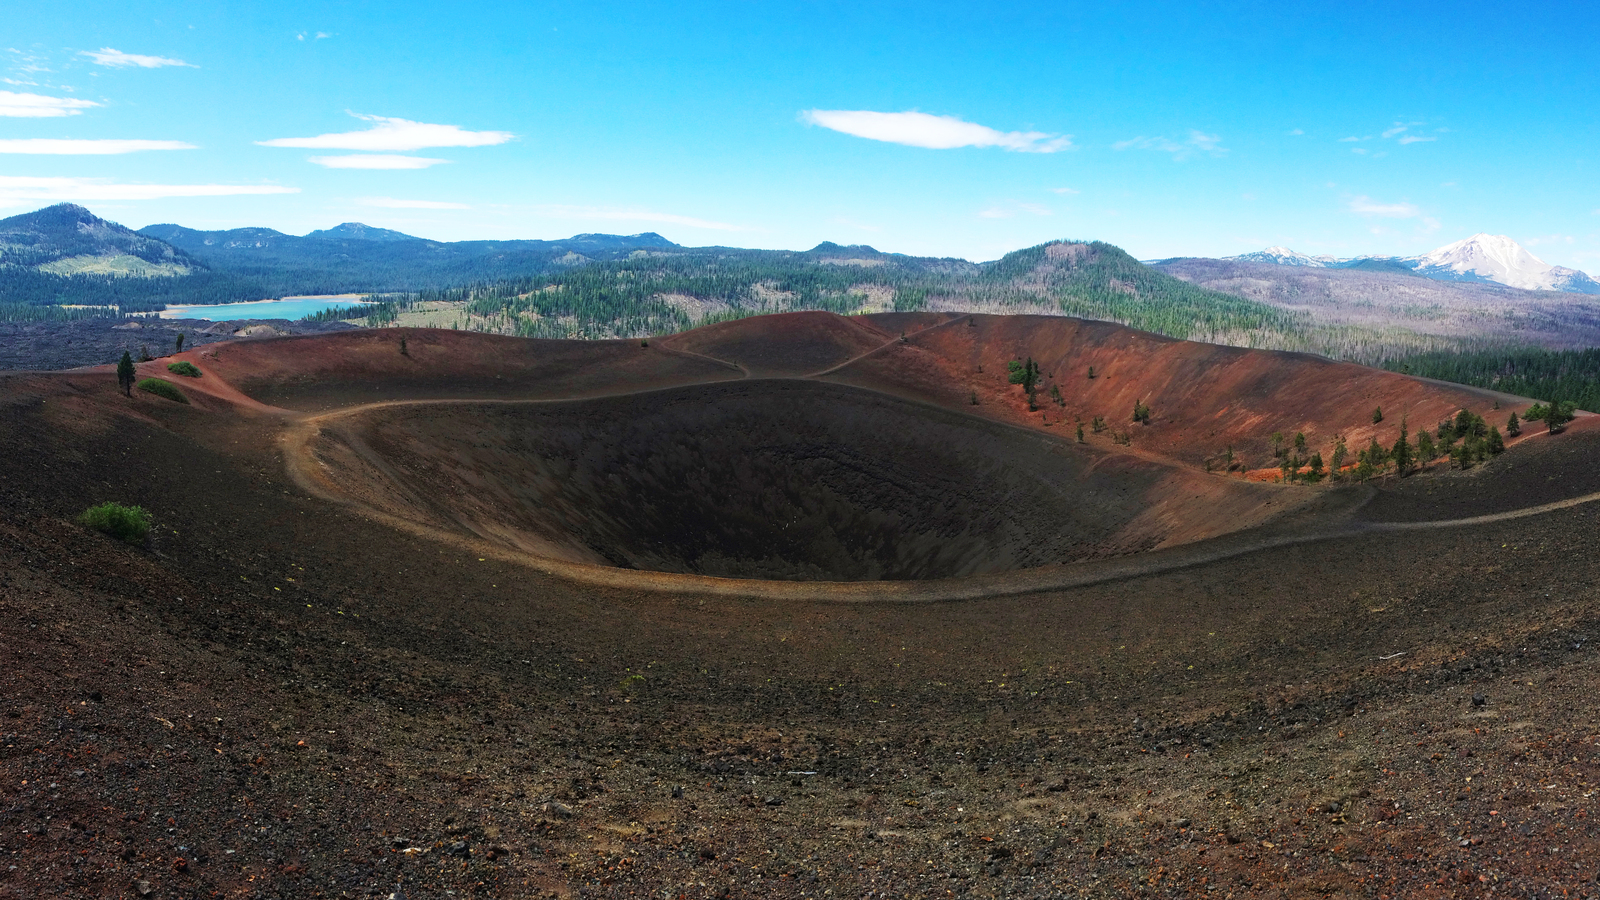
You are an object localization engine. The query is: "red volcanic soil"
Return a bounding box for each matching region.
[658,311,895,377]
[830,313,1526,472]
[5,313,1600,900]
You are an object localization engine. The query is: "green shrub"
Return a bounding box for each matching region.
[136,378,189,404]
[78,502,152,545]
[166,361,201,378]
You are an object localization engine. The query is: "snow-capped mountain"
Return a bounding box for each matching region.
[1221,234,1600,294]
[1408,233,1600,293]
[1228,247,1338,267]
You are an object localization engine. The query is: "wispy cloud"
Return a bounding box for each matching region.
[1112,130,1226,160]
[833,216,882,233]
[979,201,1052,219]
[1049,187,1080,195]
[81,48,196,69]
[1288,128,1305,135]
[310,154,449,169]
[0,91,99,117]
[1337,136,1368,143]
[532,204,745,231]
[0,138,195,154]
[800,110,1072,153]
[358,196,469,209]
[1348,196,1420,217]
[0,175,296,202]
[297,32,333,41]
[259,113,513,151]
[1381,124,1408,139]
[1398,135,1436,145]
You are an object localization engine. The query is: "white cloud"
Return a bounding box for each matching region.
[800,109,1072,153]
[1288,128,1304,135]
[1049,187,1080,195]
[532,204,744,231]
[310,154,449,169]
[1524,234,1575,247]
[0,91,99,118]
[358,196,469,209]
[0,139,195,154]
[1337,136,1365,142]
[1348,196,1422,218]
[979,201,1051,219]
[81,48,196,69]
[0,175,297,202]
[298,32,334,41]
[1381,124,1408,139]
[1398,135,1436,145]
[1352,147,1369,155]
[1112,130,1226,160]
[833,216,882,233]
[259,113,514,151]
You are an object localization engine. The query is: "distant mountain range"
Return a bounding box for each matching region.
[1214,234,1600,295]
[0,204,683,309]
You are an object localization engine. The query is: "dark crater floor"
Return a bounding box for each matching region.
[313,379,1181,580]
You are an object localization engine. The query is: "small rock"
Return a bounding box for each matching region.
[134,879,155,897]
[543,801,574,819]
[446,840,470,857]
[1322,801,1342,814]
[764,796,783,806]
[391,836,410,849]
[1172,818,1191,829]
[1472,692,1487,707]
[671,786,684,799]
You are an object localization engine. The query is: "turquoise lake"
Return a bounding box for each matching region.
[158,296,374,322]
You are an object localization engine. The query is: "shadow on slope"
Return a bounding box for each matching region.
[302,380,1285,581]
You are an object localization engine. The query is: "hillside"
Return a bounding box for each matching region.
[136,222,682,296]
[0,204,202,277]
[1153,256,1600,364]
[5,315,1600,898]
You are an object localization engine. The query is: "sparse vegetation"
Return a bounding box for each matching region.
[1132,399,1151,425]
[77,502,151,545]
[166,361,201,377]
[135,377,189,404]
[117,351,136,397]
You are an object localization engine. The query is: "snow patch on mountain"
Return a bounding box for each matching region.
[1222,234,1600,294]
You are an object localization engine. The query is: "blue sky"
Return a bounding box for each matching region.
[4,0,1598,267]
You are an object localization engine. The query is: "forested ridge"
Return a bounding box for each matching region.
[1385,347,1600,412]
[8,203,1600,409]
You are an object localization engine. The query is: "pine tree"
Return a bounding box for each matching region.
[1330,435,1347,478]
[1418,429,1436,462]
[116,351,136,397]
[1366,436,1387,470]
[1486,426,1505,455]
[1372,406,1384,424]
[1391,421,1412,476]
[175,333,185,354]
[1506,411,1521,437]
[1307,452,1325,482]
[1294,432,1308,456]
